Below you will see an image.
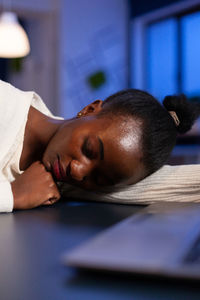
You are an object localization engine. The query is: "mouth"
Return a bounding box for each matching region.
[52,155,66,181]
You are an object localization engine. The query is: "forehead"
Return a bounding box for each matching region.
[96,115,145,184]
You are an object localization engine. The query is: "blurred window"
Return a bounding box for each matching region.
[181,12,200,97]
[147,18,178,101]
[146,10,200,102]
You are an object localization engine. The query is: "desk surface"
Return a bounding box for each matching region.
[0,200,200,300]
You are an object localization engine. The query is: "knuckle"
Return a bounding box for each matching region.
[40,164,45,171]
[49,198,58,205]
[35,161,41,167]
[47,192,53,199]
[45,173,53,181]
[52,189,60,200]
[46,173,51,179]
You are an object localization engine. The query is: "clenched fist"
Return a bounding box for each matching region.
[11,161,60,210]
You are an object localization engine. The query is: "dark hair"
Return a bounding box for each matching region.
[101,89,200,176]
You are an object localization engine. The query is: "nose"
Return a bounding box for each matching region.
[70,159,93,181]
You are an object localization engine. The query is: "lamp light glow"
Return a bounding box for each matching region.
[0,12,30,58]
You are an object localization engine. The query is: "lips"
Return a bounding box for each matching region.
[52,156,66,181]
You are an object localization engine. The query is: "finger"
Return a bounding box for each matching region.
[43,198,58,206]
[49,180,56,188]
[43,201,52,206]
[50,184,61,198]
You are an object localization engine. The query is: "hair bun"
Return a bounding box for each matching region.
[163,94,200,134]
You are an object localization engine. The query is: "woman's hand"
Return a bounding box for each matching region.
[11,161,60,210]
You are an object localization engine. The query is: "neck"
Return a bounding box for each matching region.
[20,106,64,170]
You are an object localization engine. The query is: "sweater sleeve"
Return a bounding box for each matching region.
[0,174,13,213]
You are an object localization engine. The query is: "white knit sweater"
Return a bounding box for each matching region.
[0,80,59,212]
[0,80,200,213]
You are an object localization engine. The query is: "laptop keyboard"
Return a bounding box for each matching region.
[183,234,200,264]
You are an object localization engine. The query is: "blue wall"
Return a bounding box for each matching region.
[59,0,128,118]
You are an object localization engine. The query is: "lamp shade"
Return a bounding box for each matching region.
[0,12,30,58]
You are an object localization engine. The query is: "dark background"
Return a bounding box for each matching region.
[129,0,185,17]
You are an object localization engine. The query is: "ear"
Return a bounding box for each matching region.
[77,100,103,117]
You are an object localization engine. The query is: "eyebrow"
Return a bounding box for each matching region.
[98,137,104,160]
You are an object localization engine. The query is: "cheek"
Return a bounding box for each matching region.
[42,131,66,163]
[48,129,72,154]
[73,179,95,191]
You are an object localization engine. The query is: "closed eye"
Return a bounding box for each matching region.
[82,137,97,159]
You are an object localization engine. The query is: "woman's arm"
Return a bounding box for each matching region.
[1,161,60,212]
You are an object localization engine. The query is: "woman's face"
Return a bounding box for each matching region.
[42,114,145,191]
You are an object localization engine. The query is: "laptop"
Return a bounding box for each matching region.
[62,202,200,280]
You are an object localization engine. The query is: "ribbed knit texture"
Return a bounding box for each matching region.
[61,164,200,204]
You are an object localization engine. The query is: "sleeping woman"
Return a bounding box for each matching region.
[0,80,199,212]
